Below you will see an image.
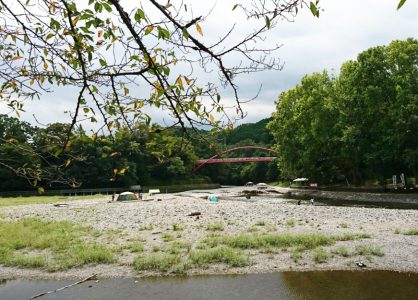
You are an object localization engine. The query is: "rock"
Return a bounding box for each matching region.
[187,212,201,217]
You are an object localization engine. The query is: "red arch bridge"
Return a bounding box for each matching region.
[193,146,277,172]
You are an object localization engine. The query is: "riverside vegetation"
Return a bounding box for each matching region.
[0,216,381,275]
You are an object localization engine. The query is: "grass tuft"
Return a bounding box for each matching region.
[172,224,185,231]
[331,246,351,257]
[355,245,384,259]
[285,219,296,227]
[206,223,225,232]
[133,253,180,272]
[189,246,249,267]
[404,228,418,235]
[313,247,329,263]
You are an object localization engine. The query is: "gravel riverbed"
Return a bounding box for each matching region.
[0,186,417,279]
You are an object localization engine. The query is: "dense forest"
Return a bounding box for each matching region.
[0,115,276,191]
[1,38,417,191]
[268,38,418,186]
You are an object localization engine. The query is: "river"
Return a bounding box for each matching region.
[1,270,417,300]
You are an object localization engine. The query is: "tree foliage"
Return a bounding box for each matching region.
[268,38,418,185]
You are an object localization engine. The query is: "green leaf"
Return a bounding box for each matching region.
[99,58,107,66]
[135,9,146,23]
[265,16,271,29]
[157,27,170,40]
[102,2,112,12]
[232,4,238,11]
[397,0,407,10]
[94,2,102,13]
[309,2,319,17]
[182,28,189,40]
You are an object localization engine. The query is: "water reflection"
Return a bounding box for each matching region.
[0,271,417,299]
[281,270,418,300]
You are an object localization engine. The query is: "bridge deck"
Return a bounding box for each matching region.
[196,157,275,164]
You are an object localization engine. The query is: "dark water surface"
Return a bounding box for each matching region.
[1,271,418,300]
[285,198,418,210]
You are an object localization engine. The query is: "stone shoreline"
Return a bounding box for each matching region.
[0,186,417,279]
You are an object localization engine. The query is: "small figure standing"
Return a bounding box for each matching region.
[297,200,301,205]
[310,198,314,205]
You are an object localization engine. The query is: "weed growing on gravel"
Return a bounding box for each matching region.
[133,253,180,272]
[247,226,259,233]
[339,233,370,241]
[0,218,115,271]
[172,224,185,231]
[204,233,337,250]
[138,225,153,231]
[291,250,302,263]
[189,246,249,267]
[255,220,266,226]
[404,228,418,235]
[394,228,401,234]
[313,247,329,263]
[168,241,191,255]
[331,246,351,257]
[355,245,384,261]
[206,223,224,232]
[162,233,175,242]
[126,241,144,253]
[286,219,296,227]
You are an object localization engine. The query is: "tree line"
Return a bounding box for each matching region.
[0,115,276,191]
[268,38,418,186]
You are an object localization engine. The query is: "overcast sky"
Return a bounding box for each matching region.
[4,0,418,127]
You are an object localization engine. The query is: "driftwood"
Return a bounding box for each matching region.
[30,274,97,299]
[187,212,201,217]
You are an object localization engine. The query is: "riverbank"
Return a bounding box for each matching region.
[0,186,417,280]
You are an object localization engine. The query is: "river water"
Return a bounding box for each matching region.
[1,270,417,300]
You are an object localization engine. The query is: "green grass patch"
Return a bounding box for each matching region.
[126,241,144,253]
[291,250,302,263]
[202,233,337,251]
[404,228,418,235]
[133,253,181,272]
[338,233,370,241]
[189,246,249,267]
[355,245,384,259]
[168,241,191,255]
[162,233,175,242]
[247,226,259,233]
[172,224,185,231]
[206,223,225,232]
[0,194,106,207]
[285,219,296,227]
[138,225,153,231]
[331,246,351,257]
[313,247,329,263]
[255,220,266,226]
[0,218,115,270]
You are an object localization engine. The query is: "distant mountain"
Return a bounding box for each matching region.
[226,118,273,145]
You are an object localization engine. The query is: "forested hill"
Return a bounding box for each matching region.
[226,118,273,145]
